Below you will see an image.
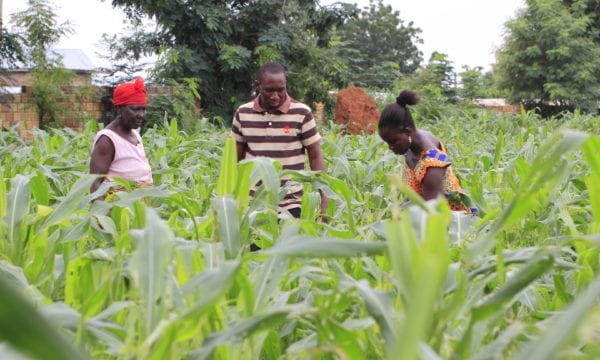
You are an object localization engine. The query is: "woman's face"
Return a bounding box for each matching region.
[379,127,410,155]
[119,104,146,129]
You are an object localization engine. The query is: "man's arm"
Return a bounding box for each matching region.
[90,135,115,197]
[306,142,329,215]
[235,141,246,162]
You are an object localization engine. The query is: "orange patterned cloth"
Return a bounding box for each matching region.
[400,143,469,212]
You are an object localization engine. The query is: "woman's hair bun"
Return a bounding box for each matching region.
[396,90,420,107]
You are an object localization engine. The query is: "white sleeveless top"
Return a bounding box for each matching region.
[93,128,153,184]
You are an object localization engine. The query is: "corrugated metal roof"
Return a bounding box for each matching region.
[0,48,97,72]
[48,49,96,71]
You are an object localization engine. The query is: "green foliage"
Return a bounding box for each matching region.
[336,0,423,89]
[0,109,599,358]
[496,0,600,113]
[95,32,153,85]
[0,275,89,360]
[145,78,202,133]
[28,66,76,129]
[392,51,459,118]
[8,0,76,130]
[108,0,356,120]
[459,66,507,99]
[0,28,25,73]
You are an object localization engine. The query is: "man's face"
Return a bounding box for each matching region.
[256,71,287,111]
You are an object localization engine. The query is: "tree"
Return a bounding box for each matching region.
[496,0,600,113]
[0,29,26,71]
[459,66,506,99]
[336,0,422,89]
[10,0,75,129]
[411,52,457,99]
[1,0,26,87]
[392,52,458,120]
[107,0,356,121]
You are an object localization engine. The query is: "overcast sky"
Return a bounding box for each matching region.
[3,0,524,71]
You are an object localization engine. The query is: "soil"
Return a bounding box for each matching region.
[334,86,380,135]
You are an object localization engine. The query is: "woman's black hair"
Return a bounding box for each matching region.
[378,90,420,131]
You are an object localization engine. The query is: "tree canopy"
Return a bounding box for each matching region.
[336,0,422,89]
[7,0,75,129]
[108,0,357,120]
[495,0,600,112]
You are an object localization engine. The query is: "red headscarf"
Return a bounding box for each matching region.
[113,77,147,106]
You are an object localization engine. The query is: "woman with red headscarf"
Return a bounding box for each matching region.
[90,77,153,199]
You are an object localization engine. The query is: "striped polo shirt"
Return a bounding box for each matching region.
[229,95,322,209]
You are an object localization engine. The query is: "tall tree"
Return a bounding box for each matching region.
[107,0,355,120]
[1,0,26,85]
[336,0,422,89]
[392,52,457,120]
[496,0,600,113]
[459,66,506,99]
[10,0,75,129]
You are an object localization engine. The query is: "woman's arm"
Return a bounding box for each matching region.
[90,135,115,196]
[420,166,447,200]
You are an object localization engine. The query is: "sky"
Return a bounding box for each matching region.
[3,0,525,71]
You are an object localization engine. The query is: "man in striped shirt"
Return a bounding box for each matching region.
[229,61,328,219]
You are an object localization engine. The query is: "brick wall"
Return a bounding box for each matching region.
[0,85,178,139]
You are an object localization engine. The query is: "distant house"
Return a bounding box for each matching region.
[473,98,520,113]
[1,48,97,89]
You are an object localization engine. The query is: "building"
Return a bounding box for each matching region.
[1,48,97,89]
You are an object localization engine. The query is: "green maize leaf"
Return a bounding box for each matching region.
[516,275,600,360]
[40,175,96,229]
[60,217,92,243]
[472,255,555,321]
[252,223,300,312]
[190,309,291,359]
[130,208,174,336]
[354,279,397,344]
[109,186,173,208]
[0,275,90,360]
[168,118,179,138]
[0,260,46,303]
[252,254,288,313]
[493,129,504,166]
[91,214,118,237]
[212,195,241,259]
[217,137,238,196]
[180,260,241,319]
[285,170,343,203]
[246,157,281,203]
[5,174,30,245]
[472,322,525,360]
[471,129,589,256]
[384,210,420,299]
[29,173,50,206]
[234,161,254,209]
[581,135,600,178]
[265,236,386,258]
[0,175,6,218]
[326,320,365,360]
[582,136,600,232]
[90,301,135,322]
[391,201,451,360]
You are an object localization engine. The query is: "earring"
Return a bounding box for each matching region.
[408,135,412,146]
